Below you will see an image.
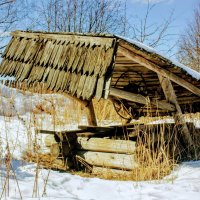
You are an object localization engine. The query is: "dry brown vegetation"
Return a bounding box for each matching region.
[28,95,200,181]
[0,84,200,184]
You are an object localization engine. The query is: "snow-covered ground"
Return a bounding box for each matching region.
[0,85,200,200]
[1,158,200,200]
[0,116,199,200]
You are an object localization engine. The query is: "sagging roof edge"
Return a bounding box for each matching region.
[9,30,200,81]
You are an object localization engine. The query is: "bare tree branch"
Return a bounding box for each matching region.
[177,4,200,71]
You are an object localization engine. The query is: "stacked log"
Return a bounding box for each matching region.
[40,134,138,174]
[44,135,72,157]
[33,122,200,176]
[75,137,137,172]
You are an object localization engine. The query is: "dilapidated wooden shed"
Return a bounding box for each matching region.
[0,31,200,170]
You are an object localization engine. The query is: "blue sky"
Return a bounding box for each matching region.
[125,0,199,55]
[0,0,199,57]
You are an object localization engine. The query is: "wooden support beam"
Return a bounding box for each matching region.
[109,87,175,111]
[85,101,98,126]
[158,75,193,147]
[118,45,200,97]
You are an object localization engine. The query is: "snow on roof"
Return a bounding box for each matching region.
[116,35,200,81]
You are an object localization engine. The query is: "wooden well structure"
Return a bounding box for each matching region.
[0,31,200,173]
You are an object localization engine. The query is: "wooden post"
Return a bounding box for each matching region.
[158,75,194,147]
[86,100,97,126]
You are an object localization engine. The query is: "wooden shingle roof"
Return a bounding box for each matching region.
[0,30,200,115]
[0,31,116,100]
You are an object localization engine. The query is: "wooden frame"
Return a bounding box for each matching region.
[118,44,200,97]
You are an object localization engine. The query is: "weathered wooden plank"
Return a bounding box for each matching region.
[60,71,70,91]
[76,137,136,154]
[35,41,46,65]
[71,44,83,72]
[40,40,54,66]
[94,47,104,76]
[76,74,87,98]
[18,39,33,61]
[23,39,38,62]
[54,70,65,91]
[58,41,70,69]
[100,47,114,77]
[47,68,56,88]
[86,75,98,100]
[13,38,28,60]
[36,66,46,81]
[68,73,77,93]
[49,69,60,90]
[0,59,10,75]
[95,76,105,100]
[89,46,99,75]
[71,73,81,96]
[67,45,78,70]
[12,31,115,47]
[83,46,92,75]
[76,151,138,170]
[48,41,61,67]
[8,38,22,59]
[77,46,88,73]
[81,76,90,100]
[18,63,32,81]
[53,42,65,68]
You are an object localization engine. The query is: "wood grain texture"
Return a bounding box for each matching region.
[76,137,136,154]
[77,151,138,170]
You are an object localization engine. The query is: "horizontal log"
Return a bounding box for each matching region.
[39,142,72,158]
[45,135,57,147]
[50,143,60,158]
[178,96,200,104]
[76,137,136,154]
[109,87,175,111]
[76,151,138,170]
[92,166,133,177]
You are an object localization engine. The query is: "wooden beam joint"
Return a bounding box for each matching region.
[109,87,176,111]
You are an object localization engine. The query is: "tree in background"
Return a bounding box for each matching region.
[0,0,175,56]
[127,2,175,53]
[27,0,126,34]
[0,0,26,55]
[178,5,200,72]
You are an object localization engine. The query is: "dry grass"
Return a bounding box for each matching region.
[0,82,200,187]
[31,95,200,181]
